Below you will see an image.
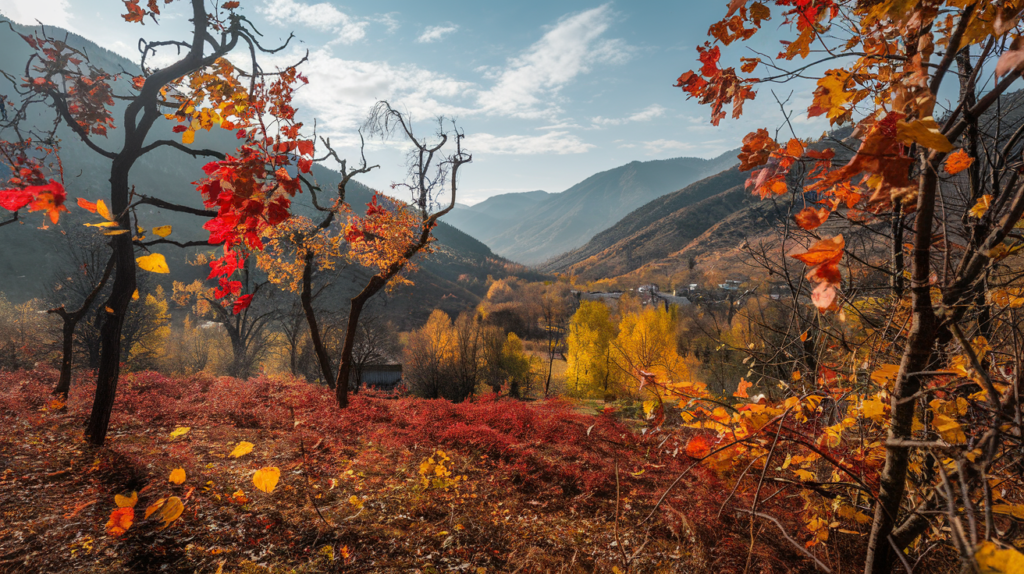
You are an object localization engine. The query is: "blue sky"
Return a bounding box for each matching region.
[0,0,832,204]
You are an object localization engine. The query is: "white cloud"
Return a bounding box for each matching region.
[466,131,594,155]
[0,0,75,32]
[475,4,632,119]
[417,24,458,43]
[259,0,367,44]
[592,104,667,126]
[375,12,400,33]
[287,48,474,143]
[641,139,698,154]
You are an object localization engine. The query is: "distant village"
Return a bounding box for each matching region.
[570,279,794,311]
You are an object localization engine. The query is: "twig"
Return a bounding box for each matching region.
[738,510,832,573]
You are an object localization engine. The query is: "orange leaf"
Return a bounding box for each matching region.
[77,197,98,213]
[106,507,134,536]
[733,379,753,398]
[790,235,845,266]
[944,149,974,175]
[685,435,713,459]
[793,206,831,230]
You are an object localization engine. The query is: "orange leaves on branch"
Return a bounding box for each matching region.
[945,149,975,175]
[790,235,844,311]
[346,193,423,286]
[738,128,778,170]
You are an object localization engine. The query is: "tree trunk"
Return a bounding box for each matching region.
[300,252,336,388]
[864,162,939,574]
[335,294,368,408]
[85,232,136,445]
[53,321,75,397]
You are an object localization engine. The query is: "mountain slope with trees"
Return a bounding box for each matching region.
[447,153,739,264]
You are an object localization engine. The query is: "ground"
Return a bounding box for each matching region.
[1,368,839,573]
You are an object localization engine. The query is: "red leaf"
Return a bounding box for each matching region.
[232,294,253,314]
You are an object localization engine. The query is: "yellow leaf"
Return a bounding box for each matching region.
[992,504,1024,520]
[975,541,1024,574]
[896,116,953,152]
[84,221,120,228]
[861,397,886,422]
[132,289,139,301]
[349,495,364,509]
[642,400,658,418]
[169,426,190,438]
[800,330,808,342]
[169,468,186,485]
[870,364,900,389]
[229,441,254,458]
[794,469,816,481]
[144,497,166,520]
[152,225,172,238]
[182,129,195,145]
[96,199,112,221]
[155,496,184,530]
[137,253,170,274]
[103,229,130,235]
[114,491,138,508]
[253,467,280,493]
[970,195,993,218]
[934,414,967,445]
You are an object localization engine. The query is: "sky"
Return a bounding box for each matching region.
[0,0,834,205]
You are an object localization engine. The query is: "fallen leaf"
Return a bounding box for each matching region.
[169,468,186,485]
[229,441,254,458]
[253,467,280,493]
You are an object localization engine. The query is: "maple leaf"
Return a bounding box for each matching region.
[945,149,975,175]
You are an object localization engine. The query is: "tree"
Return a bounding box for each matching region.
[676,2,1024,572]
[349,310,400,392]
[611,305,687,399]
[0,1,313,445]
[173,257,278,379]
[565,300,618,397]
[333,102,471,408]
[45,231,114,397]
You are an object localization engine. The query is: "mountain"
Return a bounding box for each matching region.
[0,21,540,327]
[548,130,862,288]
[445,191,551,244]
[464,153,740,265]
[541,167,752,280]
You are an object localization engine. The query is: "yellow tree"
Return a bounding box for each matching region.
[565,300,618,397]
[611,305,687,398]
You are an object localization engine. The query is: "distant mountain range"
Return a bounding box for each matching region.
[0,22,541,326]
[445,153,739,265]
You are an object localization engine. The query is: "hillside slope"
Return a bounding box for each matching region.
[542,167,750,279]
[453,153,738,265]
